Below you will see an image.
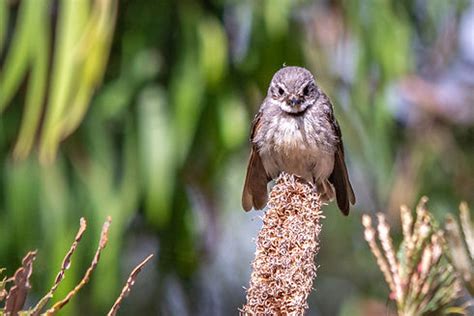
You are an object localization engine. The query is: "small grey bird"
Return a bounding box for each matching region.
[242,66,355,215]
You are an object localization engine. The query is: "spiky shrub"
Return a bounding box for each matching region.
[362,197,463,316]
[445,202,474,296]
[241,173,324,315]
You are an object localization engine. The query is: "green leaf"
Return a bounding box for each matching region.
[0,0,38,111]
[0,0,8,53]
[40,0,89,162]
[198,16,228,88]
[138,85,175,228]
[13,2,50,160]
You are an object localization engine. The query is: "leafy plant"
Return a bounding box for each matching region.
[0,0,117,163]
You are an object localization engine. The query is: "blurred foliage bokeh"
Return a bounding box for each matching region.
[1,0,473,315]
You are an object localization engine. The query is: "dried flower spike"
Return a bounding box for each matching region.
[241,173,324,315]
[363,198,463,316]
[445,202,474,295]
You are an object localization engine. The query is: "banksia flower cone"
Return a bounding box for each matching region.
[241,173,324,315]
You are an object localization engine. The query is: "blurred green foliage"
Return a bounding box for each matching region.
[0,0,473,315]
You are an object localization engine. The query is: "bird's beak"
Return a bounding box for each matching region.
[287,96,301,107]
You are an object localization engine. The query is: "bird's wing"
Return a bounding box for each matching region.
[327,104,356,215]
[242,110,270,211]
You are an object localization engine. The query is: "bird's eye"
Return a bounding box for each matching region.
[278,87,284,96]
[302,85,310,96]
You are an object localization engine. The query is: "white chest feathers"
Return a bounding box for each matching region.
[277,118,306,146]
[255,114,337,181]
[267,116,323,154]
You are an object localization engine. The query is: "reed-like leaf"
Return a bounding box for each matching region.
[39,0,88,163]
[0,0,38,111]
[13,3,50,160]
[0,0,8,53]
[138,86,175,228]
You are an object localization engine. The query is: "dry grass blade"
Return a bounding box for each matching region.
[30,218,87,316]
[362,215,397,295]
[459,202,474,261]
[445,216,471,277]
[4,251,37,315]
[445,202,474,296]
[107,254,154,316]
[376,214,402,301]
[45,216,112,315]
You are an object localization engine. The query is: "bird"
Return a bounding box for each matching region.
[241,66,355,215]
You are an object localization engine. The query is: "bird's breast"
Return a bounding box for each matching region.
[264,114,335,153]
[256,114,337,181]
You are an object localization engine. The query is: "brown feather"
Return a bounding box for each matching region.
[328,119,355,215]
[242,148,269,211]
[242,111,270,211]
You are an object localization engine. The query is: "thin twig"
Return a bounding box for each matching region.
[107,254,154,316]
[45,216,112,315]
[31,218,87,316]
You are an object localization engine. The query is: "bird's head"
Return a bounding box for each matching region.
[268,66,319,114]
